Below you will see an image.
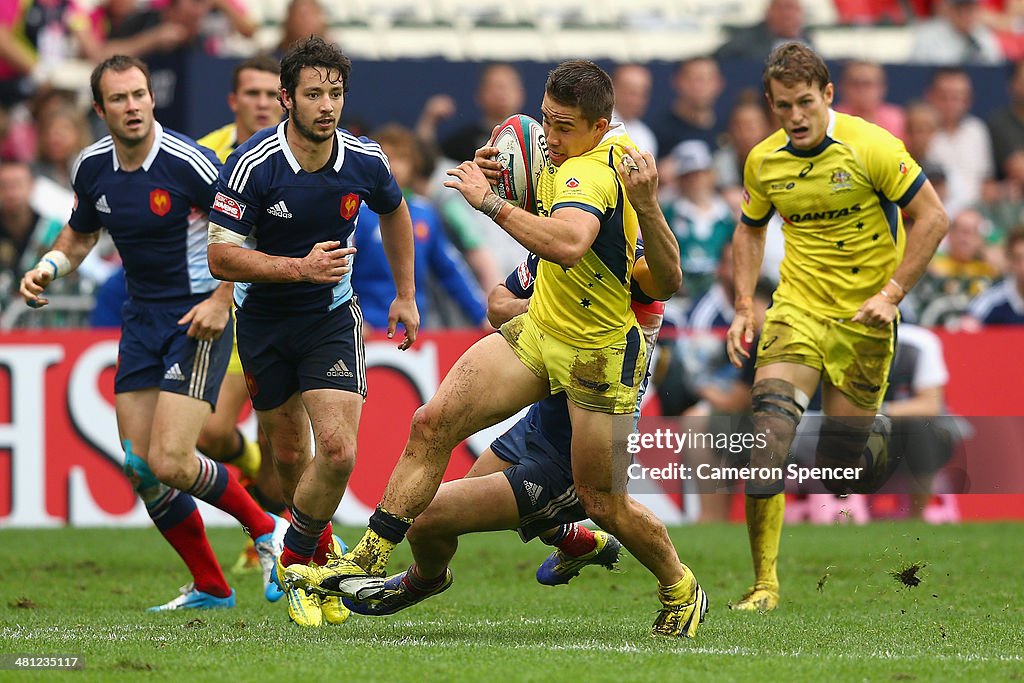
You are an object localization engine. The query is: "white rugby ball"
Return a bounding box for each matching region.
[489,114,548,214]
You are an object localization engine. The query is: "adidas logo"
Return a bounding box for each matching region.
[523,480,543,506]
[95,194,111,214]
[327,359,353,378]
[267,200,292,218]
[163,362,185,381]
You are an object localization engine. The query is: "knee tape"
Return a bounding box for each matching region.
[751,378,808,427]
[745,379,808,496]
[122,440,168,502]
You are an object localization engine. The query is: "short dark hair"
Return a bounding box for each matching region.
[762,42,830,97]
[232,54,280,92]
[279,35,351,101]
[929,66,968,87]
[90,55,152,111]
[545,60,614,124]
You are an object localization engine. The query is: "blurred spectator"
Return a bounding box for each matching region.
[612,64,658,158]
[714,0,814,61]
[965,224,1024,324]
[353,124,487,330]
[108,0,255,59]
[986,60,1024,179]
[683,240,735,331]
[437,63,525,164]
[421,65,529,287]
[977,148,1024,256]
[0,160,63,295]
[977,0,1024,60]
[276,0,327,55]
[663,141,734,299]
[910,0,1004,64]
[427,171,512,291]
[913,208,999,325]
[712,94,772,203]
[834,60,905,140]
[926,68,994,207]
[0,0,101,105]
[881,323,960,520]
[903,101,968,214]
[651,56,724,156]
[32,104,91,190]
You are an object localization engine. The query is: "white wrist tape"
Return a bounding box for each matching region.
[38,250,71,279]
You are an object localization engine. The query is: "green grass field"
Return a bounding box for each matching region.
[2,522,1022,682]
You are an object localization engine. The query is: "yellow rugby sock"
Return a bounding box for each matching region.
[348,530,396,576]
[658,564,696,605]
[745,494,784,590]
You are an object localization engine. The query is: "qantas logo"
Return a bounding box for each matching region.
[786,203,862,223]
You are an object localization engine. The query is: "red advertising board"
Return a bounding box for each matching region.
[1,328,1022,527]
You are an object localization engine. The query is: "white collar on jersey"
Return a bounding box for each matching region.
[277,121,346,174]
[113,120,163,172]
[601,120,627,145]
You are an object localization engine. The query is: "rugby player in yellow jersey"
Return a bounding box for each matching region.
[288,60,708,638]
[726,43,948,612]
[197,55,288,574]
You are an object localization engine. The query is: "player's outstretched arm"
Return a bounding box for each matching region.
[852,181,948,328]
[617,144,681,300]
[727,223,766,368]
[208,225,356,284]
[378,199,419,350]
[19,225,98,308]
[444,160,598,267]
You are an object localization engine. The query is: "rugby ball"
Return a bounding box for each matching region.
[489,114,548,214]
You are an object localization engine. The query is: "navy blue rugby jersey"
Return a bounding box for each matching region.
[209,122,404,315]
[70,122,221,302]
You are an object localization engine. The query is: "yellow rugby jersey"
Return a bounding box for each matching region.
[531,125,639,348]
[198,123,238,163]
[742,110,925,319]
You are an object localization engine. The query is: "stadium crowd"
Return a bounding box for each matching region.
[2,0,1023,333]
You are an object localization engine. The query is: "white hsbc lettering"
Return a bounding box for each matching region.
[0,345,65,527]
[213,192,244,221]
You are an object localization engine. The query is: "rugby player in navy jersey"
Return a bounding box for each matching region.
[207,37,418,628]
[19,55,287,612]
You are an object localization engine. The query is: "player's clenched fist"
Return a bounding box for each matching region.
[301,241,357,283]
[20,264,55,308]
